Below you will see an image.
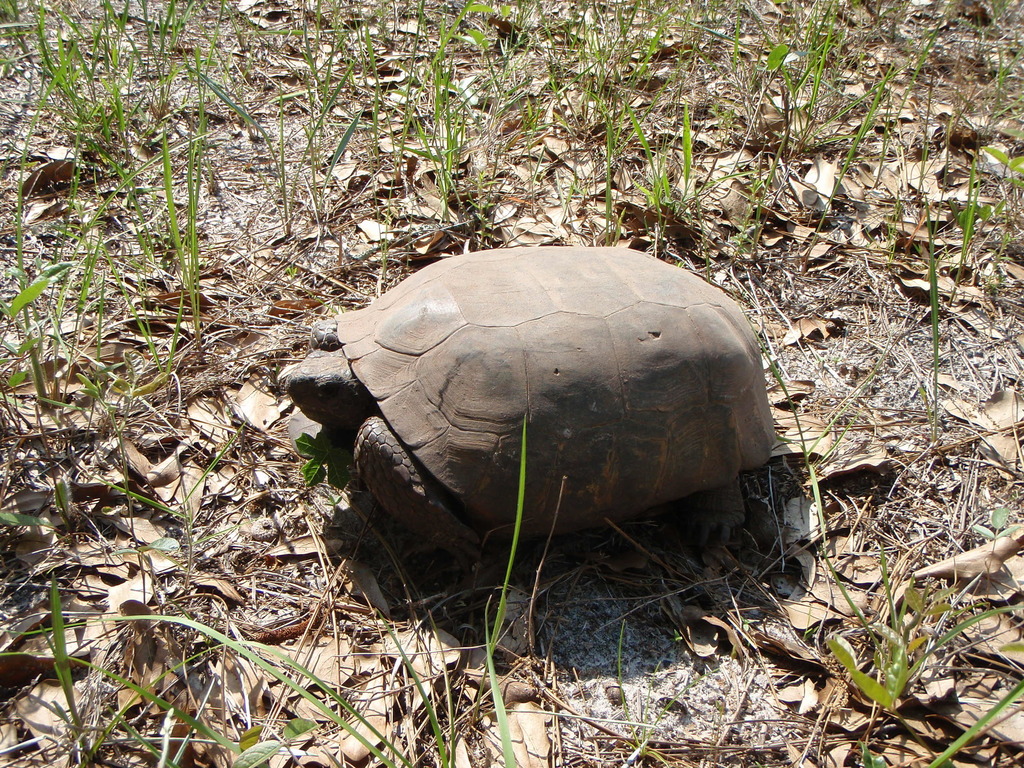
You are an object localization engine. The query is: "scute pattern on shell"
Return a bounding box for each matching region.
[329,247,774,536]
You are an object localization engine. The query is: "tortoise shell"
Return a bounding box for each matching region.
[314,246,773,537]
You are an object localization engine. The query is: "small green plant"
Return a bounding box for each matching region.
[949,162,1000,272]
[760,13,841,156]
[627,105,675,217]
[981,145,1024,188]
[973,507,1021,541]
[1,261,73,399]
[235,718,318,768]
[294,430,353,488]
[828,552,960,712]
[860,742,887,768]
[829,553,1024,765]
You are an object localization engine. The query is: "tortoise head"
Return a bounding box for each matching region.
[285,349,375,430]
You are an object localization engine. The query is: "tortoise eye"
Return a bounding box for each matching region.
[318,381,343,399]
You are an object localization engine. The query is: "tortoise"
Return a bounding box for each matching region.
[286,246,774,557]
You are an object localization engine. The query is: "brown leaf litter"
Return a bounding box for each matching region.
[2,0,1024,766]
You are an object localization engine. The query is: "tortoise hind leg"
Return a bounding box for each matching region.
[354,416,480,562]
[680,482,746,546]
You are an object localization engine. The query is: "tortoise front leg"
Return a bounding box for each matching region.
[354,416,480,562]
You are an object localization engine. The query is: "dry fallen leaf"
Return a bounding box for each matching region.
[15,679,72,740]
[496,214,562,246]
[598,548,650,572]
[496,588,532,657]
[768,379,816,406]
[782,316,842,346]
[970,613,1024,664]
[386,627,464,681]
[1,488,51,520]
[832,550,882,587]
[791,155,840,211]
[716,181,751,224]
[13,510,59,567]
[897,273,985,305]
[913,531,1024,584]
[339,672,393,762]
[747,628,824,670]
[662,600,740,657]
[22,159,75,197]
[188,397,236,444]
[268,297,322,317]
[105,512,170,547]
[0,722,19,753]
[104,571,157,610]
[293,635,357,687]
[506,701,552,768]
[817,440,891,480]
[782,495,817,543]
[147,446,186,488]
[233,379,282,431]
[772,411,835,458]
[978,388,1024,469]
[0,654,64,687]
[217,654,269,723]
[357,219,390,242]
[777,678,821,715]
[193,576,246,604]
[106,437,155,483]
[944,388,1024,472]
[264,534,321,559]
[340,559,392,618]
[941,697,1024,744]
[781,586,846,632]
[952,305,1008,340]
